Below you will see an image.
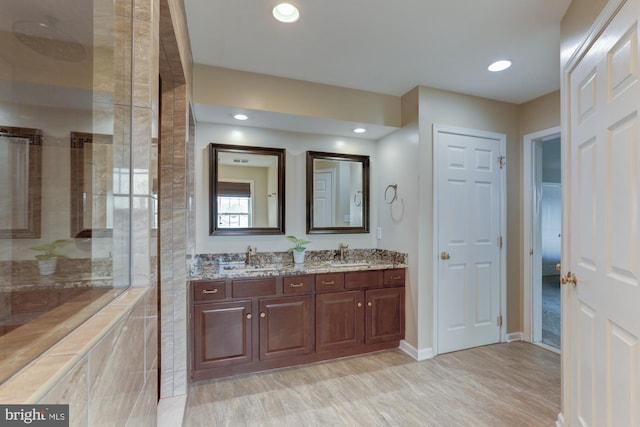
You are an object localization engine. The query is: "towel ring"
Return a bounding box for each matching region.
[384,184,398,204]
[353,191,362,207]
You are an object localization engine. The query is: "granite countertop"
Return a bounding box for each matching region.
[190,259,407,281]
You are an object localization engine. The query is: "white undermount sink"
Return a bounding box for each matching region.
[327,262,370,268]
[220,264,281,273]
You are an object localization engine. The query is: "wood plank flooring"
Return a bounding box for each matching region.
[184,342,560,426]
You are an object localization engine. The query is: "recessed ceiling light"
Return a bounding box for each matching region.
[273,3,300,23]
[488,60,512,72]
[353,128,366,134]
[234,114,248,120]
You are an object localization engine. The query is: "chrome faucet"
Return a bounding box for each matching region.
[246,246,256,265]
[338,243,348,261]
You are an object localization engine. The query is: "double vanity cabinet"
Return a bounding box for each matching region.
[190,266,405,382]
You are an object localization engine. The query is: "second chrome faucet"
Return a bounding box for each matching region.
[246,245,257,265]
[338,243,348,261]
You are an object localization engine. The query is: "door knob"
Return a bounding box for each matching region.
[561,272,578,287]
[440,252,451,260]
[556,263,561,272]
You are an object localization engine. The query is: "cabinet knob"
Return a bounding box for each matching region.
[289,282,304,288]
[321,280,335,285]
[390,275,401,280]
[357,302,362,308]
[367,302,372,307]
[246,313,252,319]
[260,312,266,318]
[202,289,218,294]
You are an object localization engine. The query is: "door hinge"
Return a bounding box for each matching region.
[497,236,503,249]
[498,155,506,169]
[497,315,503,328]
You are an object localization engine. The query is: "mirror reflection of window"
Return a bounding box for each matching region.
[209,144,285,235]
[217,181,253,228]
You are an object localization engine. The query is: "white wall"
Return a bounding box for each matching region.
[195,122,379,254]
[377,122,420,349]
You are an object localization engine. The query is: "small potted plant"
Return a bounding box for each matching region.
[287,235,310,264]
[30,239,69,276]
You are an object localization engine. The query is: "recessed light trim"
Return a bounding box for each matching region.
[273,3,299,23]
[353,128,366,134]
[233,114,248,121]
[488,60,512,72]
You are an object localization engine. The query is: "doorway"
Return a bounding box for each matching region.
[523,127,561,352]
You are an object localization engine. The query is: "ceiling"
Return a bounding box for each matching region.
[185,0,572,138]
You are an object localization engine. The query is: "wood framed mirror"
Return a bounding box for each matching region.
[209,143,285,236]
[70,132,113,239]
[0,126,42,238]
[306,151,369,234]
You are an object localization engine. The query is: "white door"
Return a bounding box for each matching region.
[435,126,505,354]
[566,1,640,425]
[313,170,334,227]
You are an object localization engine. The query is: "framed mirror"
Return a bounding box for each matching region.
[0,126,42,239]
[209,143,285,235]
[70,132,113,239]
[306,151,369,234]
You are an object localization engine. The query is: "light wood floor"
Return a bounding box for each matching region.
[184,342,560,426]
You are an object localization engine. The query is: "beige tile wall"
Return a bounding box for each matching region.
[157,0,194,400]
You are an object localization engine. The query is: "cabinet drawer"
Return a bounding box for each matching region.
[315,273,344,292]
[193,281,226,302]
[232,278,277,298]
[345,270,383,289]
[384,269,405,287]
[283,275,313,294]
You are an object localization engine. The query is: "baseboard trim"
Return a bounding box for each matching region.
[555,412,566,427]
[399,340,434,361]
[505,332,523,342]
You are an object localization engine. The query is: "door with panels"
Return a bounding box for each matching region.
[435,125,505,354]
[565,0,640,425]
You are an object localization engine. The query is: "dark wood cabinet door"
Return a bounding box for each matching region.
[315,291,364,352]
[259,295,313,360]
[193,300,252,370]
[365,288,405,344]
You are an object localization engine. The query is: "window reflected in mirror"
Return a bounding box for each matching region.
[306,151,369,234]
[209,144,285,235]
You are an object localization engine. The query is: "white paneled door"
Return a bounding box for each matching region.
[313,170,334,227]
[435,126,505,354]
[565,1,640,425]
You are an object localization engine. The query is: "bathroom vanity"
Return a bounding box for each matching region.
[189,258,405,382]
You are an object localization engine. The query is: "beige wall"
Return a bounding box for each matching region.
[194,64,401,127]
[519,91,560,136]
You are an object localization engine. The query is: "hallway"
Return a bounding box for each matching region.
[541,275,561,349]
[185,342,560,426]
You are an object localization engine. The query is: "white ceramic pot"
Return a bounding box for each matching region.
[292,249,306,264]
[38,258,58,276]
